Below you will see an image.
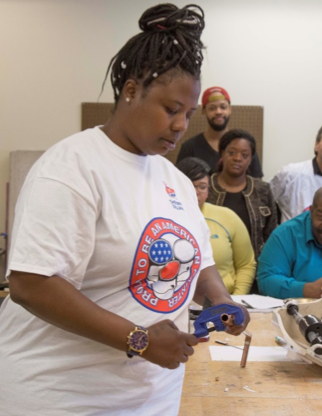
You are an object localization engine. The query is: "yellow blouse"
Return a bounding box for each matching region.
[201,203,256,295]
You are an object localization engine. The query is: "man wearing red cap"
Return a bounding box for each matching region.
[176,86,263,177]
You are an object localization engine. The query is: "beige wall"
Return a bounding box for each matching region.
[1,0,322,279]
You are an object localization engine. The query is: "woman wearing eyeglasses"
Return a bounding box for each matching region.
[176,157,256,296]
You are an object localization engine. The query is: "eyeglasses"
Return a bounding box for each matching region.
[193,184,209,192]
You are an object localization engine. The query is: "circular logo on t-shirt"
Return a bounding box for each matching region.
[129,218,201,313]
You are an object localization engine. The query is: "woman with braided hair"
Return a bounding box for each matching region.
[0,4,249,415]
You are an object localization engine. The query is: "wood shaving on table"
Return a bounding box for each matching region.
[243,385,256,393]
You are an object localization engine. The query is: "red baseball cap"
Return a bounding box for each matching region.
[201,86,231,107]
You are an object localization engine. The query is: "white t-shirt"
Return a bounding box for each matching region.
[269,159,322,223]
[0,127,214,416]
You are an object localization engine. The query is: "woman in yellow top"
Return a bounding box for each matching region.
[177,157,256,295]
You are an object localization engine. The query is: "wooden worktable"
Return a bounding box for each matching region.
[179,313,322,416]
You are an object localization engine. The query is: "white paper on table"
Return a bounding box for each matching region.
[231,294,284,309]
[209,346,291,362]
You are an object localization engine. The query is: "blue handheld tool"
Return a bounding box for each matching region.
[193,303,244,338]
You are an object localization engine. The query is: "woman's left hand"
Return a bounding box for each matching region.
[218,299,250,336]
[193,265,250,336]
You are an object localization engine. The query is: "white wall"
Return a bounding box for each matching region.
[202,0,322,176]
[1,0,322,276]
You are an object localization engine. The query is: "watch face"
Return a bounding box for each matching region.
[129,330,149,352]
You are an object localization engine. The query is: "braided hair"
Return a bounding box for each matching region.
[98,3,205,103]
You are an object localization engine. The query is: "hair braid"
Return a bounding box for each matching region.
[98,3,205,103]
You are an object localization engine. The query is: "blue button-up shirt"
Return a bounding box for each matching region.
[257,210,322,299]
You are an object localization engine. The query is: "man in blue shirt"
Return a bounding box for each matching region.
[258,187,322,299]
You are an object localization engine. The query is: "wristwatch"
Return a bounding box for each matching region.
[126,325,149,358]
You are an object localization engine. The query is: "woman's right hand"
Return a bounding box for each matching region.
[143,320,198,369]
